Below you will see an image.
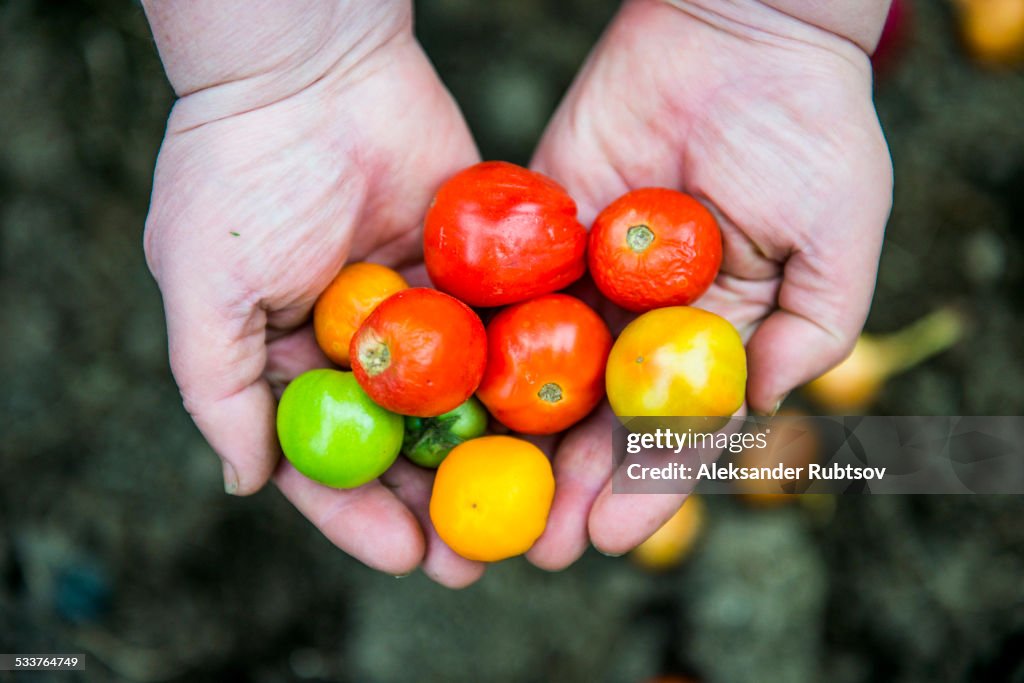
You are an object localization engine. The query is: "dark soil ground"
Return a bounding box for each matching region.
[1,1,1023,682]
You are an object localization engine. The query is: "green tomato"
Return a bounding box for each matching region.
[277,369,403,488]
[402,396,488,468]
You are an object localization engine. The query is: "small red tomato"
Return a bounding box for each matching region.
[424,161,587,307]
[476,294,612,435]
[350,288,487,417]
[589,188,722,312]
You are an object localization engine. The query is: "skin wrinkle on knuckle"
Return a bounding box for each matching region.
[169,314,267,412]
[175,371,251,424]
[558,437,611,488]
[313,487,379,540]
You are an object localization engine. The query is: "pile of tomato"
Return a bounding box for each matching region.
[277,161,747,563]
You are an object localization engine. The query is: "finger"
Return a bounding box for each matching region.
[265,325,333,397]
[274,460,425,576]
[381,459,486,589]
[743,115,892,413]
[745,241,881,414]
[586,409,745,556]
[161,282,279,496]
[588,487,689,557]
[526,405,616,570]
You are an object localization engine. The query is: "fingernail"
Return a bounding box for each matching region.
[222,460,240,495]
[393,572,412,579]
[770,393,790,417]
[596,548,624,558]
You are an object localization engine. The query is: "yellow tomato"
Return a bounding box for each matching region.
[735,409,819,506]
[958,0,1024,64]
[313,262,408,367]
[429,436,555,562]
[606,307,746,421]
[630,496,706,571]
[803,336,886,414]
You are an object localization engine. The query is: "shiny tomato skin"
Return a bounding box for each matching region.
[424,161,587,307]
[589,188,722,312]
[477,294,612,435]
[350,288,487,417]
[276,369,403,489]
[605,306,746,424]
[313,262,408,367]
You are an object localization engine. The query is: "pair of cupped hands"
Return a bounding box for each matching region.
[143,0,892,586]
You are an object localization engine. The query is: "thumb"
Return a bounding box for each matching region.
[160,278,280,495]
[745,244,880,415]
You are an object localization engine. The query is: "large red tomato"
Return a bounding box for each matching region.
[476,294,612,435]
[423,161,587,307]
[589,188,722,312]
[350,288,487,417]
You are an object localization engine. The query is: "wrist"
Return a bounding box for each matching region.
[656,0,889,55]
[144,0,412,126]
[756,0,890,53]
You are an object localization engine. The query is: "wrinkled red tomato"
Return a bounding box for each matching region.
[589,188,722,312]
[476,294,612,435]
[350,288,487,417]
[423,161,587,307]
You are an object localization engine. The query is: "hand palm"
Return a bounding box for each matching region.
[145,37,485,585]
[527,0,892,566]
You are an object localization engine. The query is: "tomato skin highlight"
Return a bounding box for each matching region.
[276,369,404,489]
[350,288,487,417]
[423,161,588,307]
[429,435,555,562]
[605,306,746,422]
[477,294,612,435]
[589,188,722,312]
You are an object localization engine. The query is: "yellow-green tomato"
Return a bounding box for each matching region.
[606,307,746,421]
[277,369,403,488]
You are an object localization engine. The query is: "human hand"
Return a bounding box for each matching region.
[143,2,485,586]
[526,0,893,566]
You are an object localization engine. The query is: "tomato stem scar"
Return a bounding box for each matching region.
[538,382,563,403]
[626,224,655,253]
[358,341,391,376]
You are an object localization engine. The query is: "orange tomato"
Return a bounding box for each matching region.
[957,0,1024,64]
[802,336,887,414]
[429,435,555,562]
[313,263,408,367]
[630,495,706,571]
[350,288,487,417]
[589,188,722,312]
[735,410,819,506]
[606,307,746,421]
[476,294,612,435]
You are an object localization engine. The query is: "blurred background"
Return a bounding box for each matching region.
[2,0,1023,681]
